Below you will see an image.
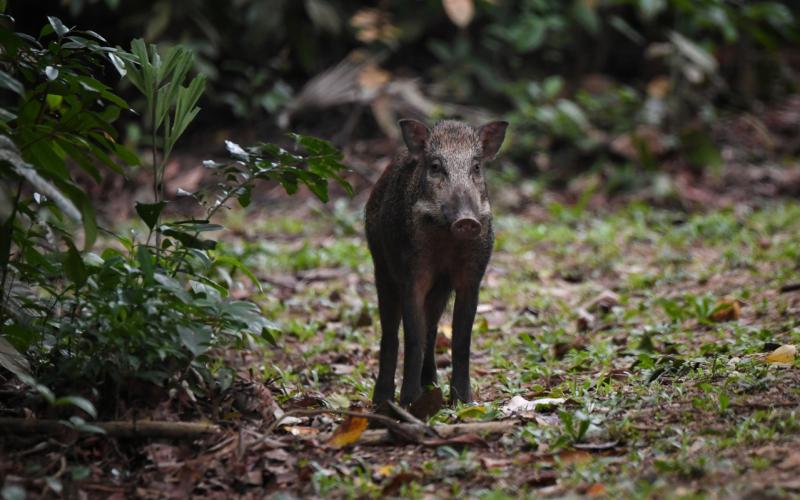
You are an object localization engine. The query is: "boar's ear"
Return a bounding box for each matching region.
[399,119,430,156]
[478,121,508,160]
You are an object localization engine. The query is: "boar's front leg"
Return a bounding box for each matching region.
[421,280,451,388]
[399,276,431,406]
[450,284,479,403]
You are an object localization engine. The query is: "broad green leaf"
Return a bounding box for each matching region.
[0,336,31,377]
[162,228,216,250]
[153,272,190,303]
[53,396,97,418]
[108,52,127,77]
[214,254,262,292]
[0,69,23,95]
[0,136,81,221]
[45,65,59,80]
[63,240,87,287]
[47,16,70,37]
[17,373,55,403]
[135,201,167,230]
[136,245,154,283]
[79,197,97,249]
[177,324,211,356]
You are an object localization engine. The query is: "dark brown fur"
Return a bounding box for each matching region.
[365,119,508,406]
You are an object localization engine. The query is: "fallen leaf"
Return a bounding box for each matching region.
[554,337,589,359]
[584,290,620,313]
[585,483,606,496]
[576,308,595,332]
[766,344,796,364]
[476,303,494,314]
[144,443,181,469]
[285,426,318,437]
[382,472,419,496]
[264,448,293,463]
[327,415,368,448]
[442,0,474,28]
[480,456,513,469]
[374,464,394,478]
[709,299,741,322]
[456,404,487,420]
[422,433,488,448]
[501,395,566,416]
[409,386,444,420]
[331,363,354,375]
[573,440,619,451]
[778,451,800,470]
[436,330,451,351]
[552,449,592,465]
[523,469,558,488]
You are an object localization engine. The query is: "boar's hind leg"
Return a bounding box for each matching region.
[421,281,451,388]
[451,285,480,403]
[373,266,401,405]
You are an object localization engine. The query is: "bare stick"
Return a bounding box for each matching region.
[0,418,219,439]
[265,408,416,436]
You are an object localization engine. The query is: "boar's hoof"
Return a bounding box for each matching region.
[451,217,481,240]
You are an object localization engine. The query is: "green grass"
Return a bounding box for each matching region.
[215,199,800,497]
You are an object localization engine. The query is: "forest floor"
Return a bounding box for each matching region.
[3,170,800,498]
[206,194,800,499]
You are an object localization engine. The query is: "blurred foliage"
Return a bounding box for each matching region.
[9,0,800,173]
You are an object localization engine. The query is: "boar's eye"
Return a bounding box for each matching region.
[429,159,443,174]
[472,161,481,175]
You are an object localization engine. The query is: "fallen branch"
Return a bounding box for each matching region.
[267,408,519,446]
[357,420,519,446]
[266,408,426,443]
[0,418,219,439]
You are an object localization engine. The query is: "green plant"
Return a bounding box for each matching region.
[0,16,136,393]
[0,18,352,413]
[116,38,206,263]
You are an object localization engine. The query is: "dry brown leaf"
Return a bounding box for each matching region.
[284,426,318,438]
[382,472,420,496]
[585,483,606,496]
[546,449,592,465]
[374,464,394,478]
[710,299,741,322]
[480,456,513,469]
[442,0,474,28]
[766,344,796,364]
[422,433,488,448]
[584,290,620,314]
[576,308,595,332]
[778,451,800,470]
[409,386,444,420]
[327,415,368,448]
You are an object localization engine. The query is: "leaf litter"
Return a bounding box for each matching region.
[4,192,800,497]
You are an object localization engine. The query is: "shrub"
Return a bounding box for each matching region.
[0,17,351,414]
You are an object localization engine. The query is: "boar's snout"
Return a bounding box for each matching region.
[451,217,482,240]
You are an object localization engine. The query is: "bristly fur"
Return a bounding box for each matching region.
[366,118,507,407]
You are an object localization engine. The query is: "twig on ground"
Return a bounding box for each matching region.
[0,418,219,438]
